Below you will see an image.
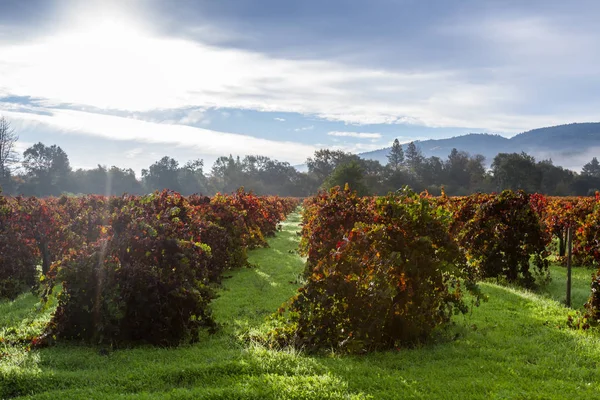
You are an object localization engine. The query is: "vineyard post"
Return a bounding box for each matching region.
[566,225,573,308]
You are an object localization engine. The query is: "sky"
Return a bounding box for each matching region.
[1,0,599,175]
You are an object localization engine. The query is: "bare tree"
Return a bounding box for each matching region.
[0,116,19,180]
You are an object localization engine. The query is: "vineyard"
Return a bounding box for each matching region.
[2,187,600,398]
[0,189,298,348]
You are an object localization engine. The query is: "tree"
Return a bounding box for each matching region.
[466,154,487,190]
[386,139,404,169]
[404,142,424,172]
[420,156,444,192]
[179,159,208,195]
[444,148,471,191]
[142,156,181,193]
[359,159,386,195]
[22,142,72,196]
[0,117,19,191]
[107,166,143,195]
[210,155,245,193]
[306,149,360,184]
[322,160,369,196]
[582,157,600,178]
[537,159,576,195]
[491,152,541,193]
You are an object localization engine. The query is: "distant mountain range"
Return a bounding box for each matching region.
[359,122,600,172]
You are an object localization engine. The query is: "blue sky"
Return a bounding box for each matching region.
[0,0,599,174]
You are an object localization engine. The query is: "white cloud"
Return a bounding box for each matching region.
[274,117,286,122]
[328,143,386,154]
[294,125,314,132]
[1,108,317,165]
[125,147,143,159]
[179,108,208,125]
[327,131,382,139]
[1,6,599,136]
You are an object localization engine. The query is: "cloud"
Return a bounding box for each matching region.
[327,131,382,139]
[125,147,143,159]
[1,1,600,137]
[2,108,317,165]
[178,108,209,125]
[294,125,314,132]
[274,117,286,122]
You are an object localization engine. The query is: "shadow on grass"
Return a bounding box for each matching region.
[316,283,600,399]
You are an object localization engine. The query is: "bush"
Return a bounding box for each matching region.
[45,191,216,346]
[269,190,477,353]
[451,190,550,288]
[299,186,374,274]
[573,202,600,326]
[42,190,298,346]
[0,195,39,299]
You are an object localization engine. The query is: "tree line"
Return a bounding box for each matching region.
[0,117,599,197]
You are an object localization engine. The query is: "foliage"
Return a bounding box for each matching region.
[299,186,374,273]
[451,190,551,288]
[21,142,71,196]
[567,197,600,327]
[386,138,404,169]
[3,210,600,399]
[45,191,216,346]
[582,157,600,178]
[306,149,360,184]
[321,161,369,196]
[0,194,38,299]
[271,190,478,353]
[0,189,296,346]
[531,194,597,261]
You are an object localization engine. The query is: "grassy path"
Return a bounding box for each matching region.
[1,212,600,399]
[211,211,306,337]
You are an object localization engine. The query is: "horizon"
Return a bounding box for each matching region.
[1,0,600,174]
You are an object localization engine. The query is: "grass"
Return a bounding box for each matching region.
[543,264,595,309]
[1,212,600,399]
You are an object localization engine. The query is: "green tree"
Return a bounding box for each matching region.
[22,142,72,196]
[210,155,245,193]
[420,156,444,193]
[322,160,369,196]
[491,152,541,193]
[179,159,208,195]
[306,149,360,183]
[537,159,575,195]
[582,157,600,178]
[386,139,404,169]
[404,142,424,173]
[142,156,181,193]
[72,165,143,195]
[108,166,144,195]
[444,148,471,191]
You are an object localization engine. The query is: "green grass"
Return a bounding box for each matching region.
[1,213,600,399]
[543,264,594,309]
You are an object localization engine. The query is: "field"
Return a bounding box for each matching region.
[2,210,600,399]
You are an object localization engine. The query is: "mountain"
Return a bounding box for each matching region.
[359,122,600,171]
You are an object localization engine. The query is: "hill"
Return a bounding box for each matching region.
[359,122,600,171]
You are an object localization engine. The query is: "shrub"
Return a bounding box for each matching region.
[451,190,551,288]
[42,190,297,346]
[573,202,600,326]
[269,190,477,353]
[45,191,216,346]
[0,195,38,299]
[299,186,374,274]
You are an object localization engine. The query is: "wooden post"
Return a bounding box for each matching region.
[566,226,573,308]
